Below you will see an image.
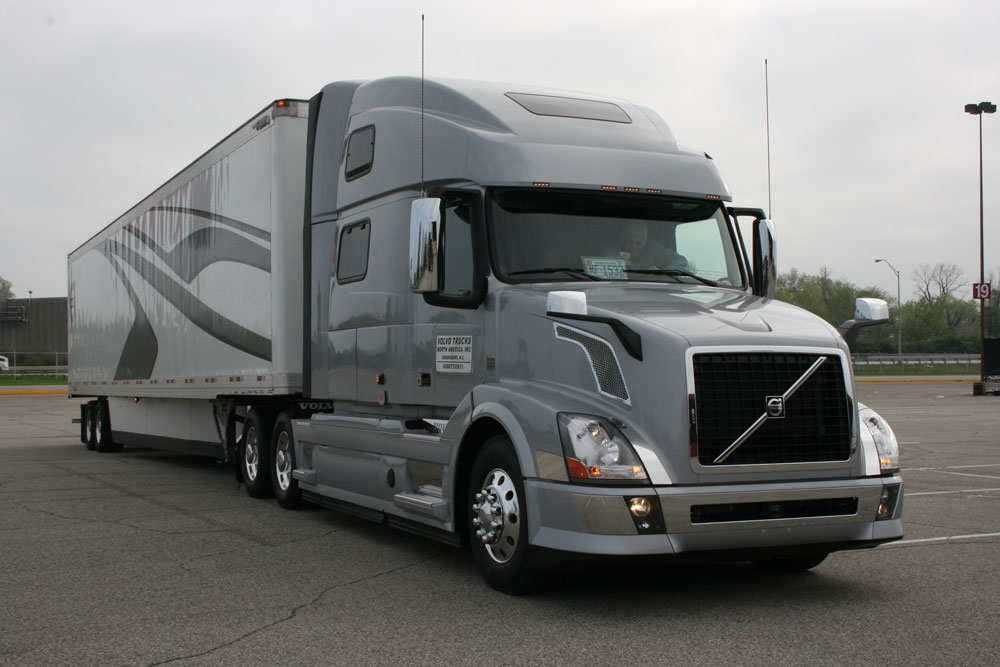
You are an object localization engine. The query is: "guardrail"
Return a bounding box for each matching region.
[1,366,68,376]
[852,354,979,366]
[0,351,69,375]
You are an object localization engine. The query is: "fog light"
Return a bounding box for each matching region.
[629,496,651,518]
[622,495,665,535]
[877,484,900,520]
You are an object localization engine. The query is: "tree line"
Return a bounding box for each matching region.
[0,276,13,301]
[778,262,1000,353]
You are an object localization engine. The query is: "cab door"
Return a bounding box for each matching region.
[411,192,488,409]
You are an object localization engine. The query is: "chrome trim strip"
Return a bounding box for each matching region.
[633,443,673,485]
[402,433,442,442]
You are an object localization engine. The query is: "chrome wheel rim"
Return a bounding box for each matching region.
[275,431,292,491]
[244,426,259,481]
[471,467,520,563]
[94,411,103,445]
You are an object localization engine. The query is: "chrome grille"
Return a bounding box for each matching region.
[693,352,851,465]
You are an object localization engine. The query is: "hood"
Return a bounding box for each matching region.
[539,284,845,350]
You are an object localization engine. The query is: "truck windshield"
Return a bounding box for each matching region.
[488,188,745,287]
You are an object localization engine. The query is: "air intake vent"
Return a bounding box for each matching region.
[554,324,629,403]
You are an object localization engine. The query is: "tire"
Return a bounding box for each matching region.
[83,402,96,450]
[241,409,274,498]
[94,399,121,453]
[467,435,539,594]
[753,552,829,572]
[228,411,243,483]
[270,413,302,509]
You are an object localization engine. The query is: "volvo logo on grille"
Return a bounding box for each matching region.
[765,396,785,418]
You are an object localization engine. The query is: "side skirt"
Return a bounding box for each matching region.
[301,490,461,548]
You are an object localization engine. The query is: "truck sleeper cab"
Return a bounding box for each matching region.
[69,77,902,594]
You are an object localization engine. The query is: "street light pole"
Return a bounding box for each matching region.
[966,101,996,383]
[875,258,902,364]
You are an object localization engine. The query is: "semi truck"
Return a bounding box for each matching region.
[69,76,903,593]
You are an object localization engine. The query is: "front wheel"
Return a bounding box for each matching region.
[241,409,274,498]
[271,413,302,509]
[467,435,539,594]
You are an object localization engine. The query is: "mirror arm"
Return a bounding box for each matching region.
[837,318,890,350]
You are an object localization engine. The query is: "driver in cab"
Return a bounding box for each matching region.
[609,221,687,270]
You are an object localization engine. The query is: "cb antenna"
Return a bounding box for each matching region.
[420,14,425,198]
[765,58,772,218]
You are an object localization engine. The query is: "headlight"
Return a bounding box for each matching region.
[859,405,900,473]
[558,414,649,483]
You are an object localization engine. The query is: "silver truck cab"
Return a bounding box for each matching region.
[292,77,902,592]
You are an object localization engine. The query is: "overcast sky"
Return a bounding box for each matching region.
[2,0,998,303]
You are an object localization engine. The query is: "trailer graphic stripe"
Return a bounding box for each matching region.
[105,239,272,362]
[150,206,271,242]
[101,246,159,380]
[125,224,270,283]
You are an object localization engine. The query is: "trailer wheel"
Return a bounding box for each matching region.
[752,552,829,572]
[227,410,243,483]
[467,435,539,594]
[271,413,302,509]
[94,399,120,452]
[241,410,274,498]
[82,402,96,450]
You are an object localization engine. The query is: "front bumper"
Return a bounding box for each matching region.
[524,474,904,557]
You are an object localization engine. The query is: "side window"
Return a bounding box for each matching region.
[441,200,475,298]
[674,216,741,285]
[337,220,371,283]
[345,126,375,181]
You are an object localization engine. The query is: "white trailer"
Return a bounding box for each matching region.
[69,100,307,454]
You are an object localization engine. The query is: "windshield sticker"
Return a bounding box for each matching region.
[582,256,628,280]
[436,335,473,374]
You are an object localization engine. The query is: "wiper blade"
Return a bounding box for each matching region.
[507,267,605,281]
[626,269,718,286]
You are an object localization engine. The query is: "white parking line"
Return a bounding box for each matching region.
[904,469,1000,481]
[907,488,1000,497]
[903,463,1000,471]
[885,532,1000,547]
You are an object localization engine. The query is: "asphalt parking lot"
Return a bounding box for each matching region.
[1,381,998,666]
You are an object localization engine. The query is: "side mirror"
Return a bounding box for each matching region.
[838,297,890,350]
[752,217,777,299]
[729,207,776,299]
[409,198,441,293]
